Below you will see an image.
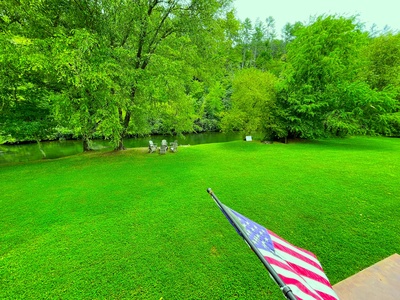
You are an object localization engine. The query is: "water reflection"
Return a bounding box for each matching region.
[0,140,83,164]
[0,132,258,164]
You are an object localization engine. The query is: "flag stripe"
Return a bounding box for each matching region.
[264,254,339,298]
[279,276,324,300]
[271,246,329,281]
[268,263,324,300]
[271,263,337,300]
[268,231,322,266]
[282,277,338,300]
[263,251,333,288]
[268,230,317,258]
[271,238,325,273]
[310,290,340,300]
[263,251,335,296]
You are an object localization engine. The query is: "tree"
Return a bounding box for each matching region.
[1,0,235,150]
[0,29,56,151]
[236,18,253,69]
[221,68,282,140]
[258,17,286,74]
[278,15,399,138]
[281,21,304,46]
[0,0,109,149]
[51,30,123,151]
[364,33,400,93]
[363,32,400,135]
[231,16,286,75]
[102,0,234,149]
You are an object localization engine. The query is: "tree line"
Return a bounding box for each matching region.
[1,0,399,150]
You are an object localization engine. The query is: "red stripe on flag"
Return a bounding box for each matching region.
[268,231,317,257]
[266,256,335,292]
[268,231,322,269]
[277,274,324,300]
[279,274,338,300]
[272,241,324,272]
[284,261,332,288]
[312,290,339,300]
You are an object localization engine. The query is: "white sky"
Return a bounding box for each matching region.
[233,0,400,36]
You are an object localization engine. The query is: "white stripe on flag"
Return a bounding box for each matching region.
[285,283,323,300]
[272,264,338,299]
[262,250,339,299]
[269,233,322,267]
[269,247,329,280]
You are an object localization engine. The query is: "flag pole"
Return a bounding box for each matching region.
[207,188,297,300]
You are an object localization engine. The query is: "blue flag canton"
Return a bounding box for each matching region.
[231,210,275,253]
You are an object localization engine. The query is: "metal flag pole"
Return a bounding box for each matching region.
[207,188,297,300]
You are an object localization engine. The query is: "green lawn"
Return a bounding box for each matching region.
[1,137,399,299]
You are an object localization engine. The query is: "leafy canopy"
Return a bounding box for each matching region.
[279,15,399,138]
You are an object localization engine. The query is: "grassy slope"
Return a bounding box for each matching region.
[1,137,399,299]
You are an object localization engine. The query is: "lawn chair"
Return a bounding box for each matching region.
[148,140,157,153]
[170,140,178,152]
[159,140,168,154]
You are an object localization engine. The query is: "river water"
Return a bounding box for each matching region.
[0,132,259,165]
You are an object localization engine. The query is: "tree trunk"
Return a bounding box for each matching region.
[116,139,126,150]
[37,140,46,159]
[115,111,131,150]
[83,137,92,152]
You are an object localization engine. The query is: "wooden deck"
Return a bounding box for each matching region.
[333,254,400,300]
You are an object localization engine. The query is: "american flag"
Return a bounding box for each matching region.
[220,203,339,300]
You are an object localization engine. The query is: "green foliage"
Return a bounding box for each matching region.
[324,81,399,136]
[364,32,400,101]
[0,31,56,142]
[0,0,236,149]
[367,34,400,88]
[103,0,236,148]
[233,17,285,72]
[221,68,282,139]
[280,15,399,138]
[282,21,304,44]
[195,81,227,132]
[2,3,400,144]
[50,29,125,149]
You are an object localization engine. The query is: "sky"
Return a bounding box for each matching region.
[233,0,399,36]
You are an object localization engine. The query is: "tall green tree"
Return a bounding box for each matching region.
[364,32,400,134]
[0,0,108,148]
[0,31,55,147]
[236,18,253,69]
[259,17,286,75]
[364,33,400,93]
[221,68,282,139]
[232,16,286,74]
[101,0,234,149]
[1,0,235,150]
[51,30,123,151]
[279,15,399,138]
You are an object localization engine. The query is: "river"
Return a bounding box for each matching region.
[0,132,259,165]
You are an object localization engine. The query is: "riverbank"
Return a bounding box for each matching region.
[0,132,262,165]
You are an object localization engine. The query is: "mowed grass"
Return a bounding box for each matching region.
[1,137,399,299]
